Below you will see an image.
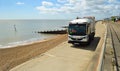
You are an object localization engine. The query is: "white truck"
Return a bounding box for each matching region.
[68,17,95,45]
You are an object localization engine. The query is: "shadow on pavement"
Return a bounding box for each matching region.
[71,37,100,51]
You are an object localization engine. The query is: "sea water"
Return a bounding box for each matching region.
[0,20,69,48]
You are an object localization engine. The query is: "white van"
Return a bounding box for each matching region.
[68,18,95,45]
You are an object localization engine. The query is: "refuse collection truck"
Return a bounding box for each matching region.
[68,17,95,45]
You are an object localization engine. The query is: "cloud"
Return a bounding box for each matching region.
[16,2,24,5]
[42,1,53,7]
[36,0,120,19]
[36,6,60,14]
[57,0,68,3]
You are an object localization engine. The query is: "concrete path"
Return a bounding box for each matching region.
[10,41,94,71]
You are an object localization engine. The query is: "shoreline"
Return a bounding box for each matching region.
[0,34,67,71]
[0,35,56,49]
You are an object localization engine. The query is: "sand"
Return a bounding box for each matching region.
[0,34,67,71]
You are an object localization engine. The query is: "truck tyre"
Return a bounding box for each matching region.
[91,35,94,40]
[87,36,91,45]
[91,32,95,40]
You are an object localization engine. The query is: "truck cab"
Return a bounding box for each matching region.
[68,18,95,45]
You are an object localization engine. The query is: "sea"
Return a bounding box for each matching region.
[0,19,69,48]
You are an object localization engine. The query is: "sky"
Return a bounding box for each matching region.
[0,0,120,20]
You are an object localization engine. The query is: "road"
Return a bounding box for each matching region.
[10,21,105,71]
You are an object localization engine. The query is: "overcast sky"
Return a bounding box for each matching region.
[0,0,120,20]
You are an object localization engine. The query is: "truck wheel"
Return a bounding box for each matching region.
[90,33,94,41]
[91,35,94,40]
[91,32,95,40]
[87,37,91,45]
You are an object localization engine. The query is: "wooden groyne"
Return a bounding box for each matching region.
[61,26,68,28]
[37,29,67,34]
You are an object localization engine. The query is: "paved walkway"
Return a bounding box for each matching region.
[10,41,94,71]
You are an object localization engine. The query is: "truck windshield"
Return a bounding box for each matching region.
[68,24,86,36]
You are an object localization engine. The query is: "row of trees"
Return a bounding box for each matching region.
[111,16,120,22]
